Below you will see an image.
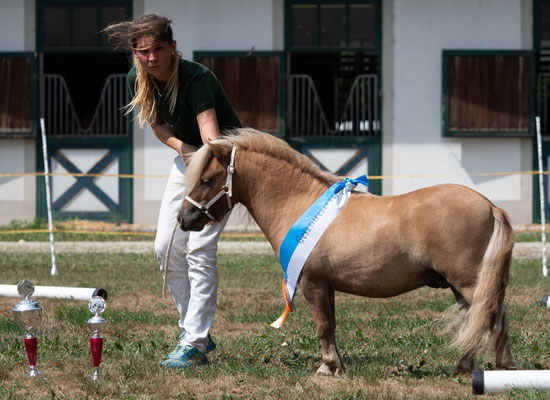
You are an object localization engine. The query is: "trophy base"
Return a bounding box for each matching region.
[28,367,42,377]
[92,368,100,381]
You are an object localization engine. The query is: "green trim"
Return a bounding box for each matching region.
[533,0,550,50]
[534,0,541,51]
[441,49,535,138]
[285,48,379,54]
[121,120,133,223]
[34,0,133,222]
[35,135,133,223]
[283,0,383,190]
[35,132,46,220]
[288,136,382,195]
[193,51,286,138]
[286,0,377,3]
[36,0,132,52]
[533,0,550,223]
[0,52,38,138]
[52,148,121,211]
[37,48,130,55]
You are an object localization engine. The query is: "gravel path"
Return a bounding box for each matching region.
[0,241,547,259]
[509,242,549,260]
[0,241,274,255]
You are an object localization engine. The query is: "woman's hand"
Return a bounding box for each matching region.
[179,143,198,165]
[152,123,196,156]
[179,142,198,156]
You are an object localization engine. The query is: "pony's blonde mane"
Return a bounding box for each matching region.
[184,128,340,196]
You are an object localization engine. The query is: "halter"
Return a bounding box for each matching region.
[184,146,236,221]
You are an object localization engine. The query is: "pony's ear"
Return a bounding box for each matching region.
[208,142,230,161]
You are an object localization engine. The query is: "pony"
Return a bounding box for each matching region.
[177,128,518,376]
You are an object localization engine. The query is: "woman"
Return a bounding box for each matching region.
[104,14,241,368]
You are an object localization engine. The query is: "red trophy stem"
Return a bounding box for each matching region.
[24,337,37,367]
[90,337,103,367]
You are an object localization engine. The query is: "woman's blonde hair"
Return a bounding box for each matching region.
[103,14,179,127]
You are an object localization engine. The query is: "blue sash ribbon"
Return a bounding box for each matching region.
[278,175,369,302]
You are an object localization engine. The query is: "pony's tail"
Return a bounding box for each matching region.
[453,206,514,357]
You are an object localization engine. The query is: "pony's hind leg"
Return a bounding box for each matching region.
[450,286,477,373]
[494,306,518,370]
[449,287,518,373]
[301,279,343,376]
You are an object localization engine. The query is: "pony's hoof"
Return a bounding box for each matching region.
[316,364,340,376]
[455,366,471,375]
[456,358,474,374]
[497,359,519,370]
[455,362,474,375]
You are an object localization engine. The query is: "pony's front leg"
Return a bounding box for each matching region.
[301,280,343,376]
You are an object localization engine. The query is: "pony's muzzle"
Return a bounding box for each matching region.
[177,208,207,232]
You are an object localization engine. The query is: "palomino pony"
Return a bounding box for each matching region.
[177,128,518,376]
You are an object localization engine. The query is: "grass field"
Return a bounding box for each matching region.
[1,251,550,399]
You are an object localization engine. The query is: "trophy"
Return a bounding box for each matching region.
[87,296,107,381]
[12,280,44,377]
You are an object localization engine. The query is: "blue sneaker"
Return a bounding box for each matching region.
[165,332,216,361]
[205,334,216,353]
[171,332,216,354]
[160,344,207,368]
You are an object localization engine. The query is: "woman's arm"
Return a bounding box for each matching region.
[152,107,219,155]
[197,108,220,143]
[152,124,197,155]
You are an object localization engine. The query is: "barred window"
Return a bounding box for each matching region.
[290,1,376,49]
[38,1,129,50]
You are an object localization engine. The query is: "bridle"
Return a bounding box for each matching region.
[184,146,236,221]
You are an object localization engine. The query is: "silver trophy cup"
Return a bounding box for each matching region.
[12,280,44,377]
[87,296,107,381]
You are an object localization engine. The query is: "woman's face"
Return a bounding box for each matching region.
[133,35,175,82]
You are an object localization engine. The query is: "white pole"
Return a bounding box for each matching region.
[473,370,550,394]
[536,116,548,277]
[0,284,107,300]
[40,118,58,276]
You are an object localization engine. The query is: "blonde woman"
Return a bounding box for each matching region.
[105,14,241,368]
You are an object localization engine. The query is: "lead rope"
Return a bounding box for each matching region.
[162,222,179,299]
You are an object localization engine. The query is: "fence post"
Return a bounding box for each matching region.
[40,118,57,276]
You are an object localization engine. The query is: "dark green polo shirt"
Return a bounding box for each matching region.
[127,60,241,147]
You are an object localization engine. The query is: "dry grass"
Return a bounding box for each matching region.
[1,252,550,399]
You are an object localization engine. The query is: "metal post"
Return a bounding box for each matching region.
[40,118,57,276]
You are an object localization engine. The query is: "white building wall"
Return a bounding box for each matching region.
[149,0,276,60]
[0,0,35,225]
[387,0,532,223]
[0,1,25,50]
[133,0,278,227]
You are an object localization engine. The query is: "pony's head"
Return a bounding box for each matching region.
[177,136,237,231]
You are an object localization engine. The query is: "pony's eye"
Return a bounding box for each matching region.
[201,178,211,185]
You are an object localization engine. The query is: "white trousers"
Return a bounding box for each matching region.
[155,155,230,353]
